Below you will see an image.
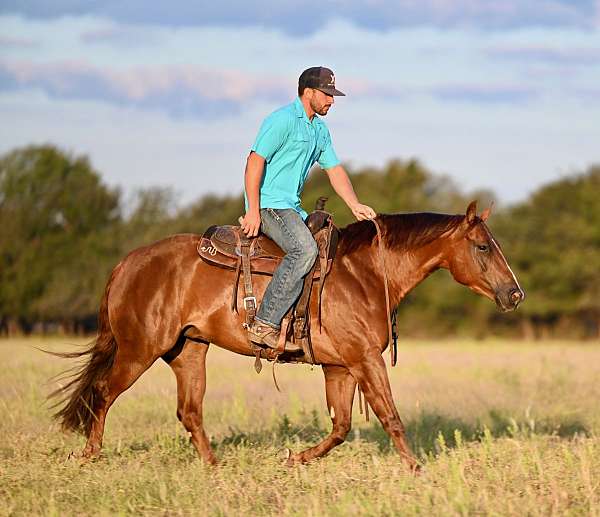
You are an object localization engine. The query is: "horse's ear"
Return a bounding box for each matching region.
[480,203,493,222]
[466,200,478,224]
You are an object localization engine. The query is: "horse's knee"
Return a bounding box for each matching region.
[381,416,405,436]
[178,408,203,432]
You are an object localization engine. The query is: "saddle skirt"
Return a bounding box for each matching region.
[197,223,337,278]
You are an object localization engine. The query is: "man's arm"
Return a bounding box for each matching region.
[325,164,376,220]
[239,151,265,237]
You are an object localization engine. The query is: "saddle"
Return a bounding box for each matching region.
[197,198,339,365]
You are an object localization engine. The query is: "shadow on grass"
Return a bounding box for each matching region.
[216,410,325,449]
[214,409,589,458]
[366,410,589,457]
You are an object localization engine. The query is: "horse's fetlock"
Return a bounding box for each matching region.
[333,421,351,440]
[331,434,345,446]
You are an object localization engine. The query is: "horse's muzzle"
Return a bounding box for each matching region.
[495,286,525,312]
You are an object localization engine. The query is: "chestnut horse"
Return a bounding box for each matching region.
[51,201,524,470]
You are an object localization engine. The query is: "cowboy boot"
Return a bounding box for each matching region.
[247,321,303,353]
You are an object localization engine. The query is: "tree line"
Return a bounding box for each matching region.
[1,145,598,338]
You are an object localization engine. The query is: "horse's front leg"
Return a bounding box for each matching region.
[350,347,419,472]
[287,364,356,465]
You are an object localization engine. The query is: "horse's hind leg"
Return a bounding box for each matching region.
[166,338,216,465]
[83,345,157,458]
[287,365,356,465]
[351,348,419,472]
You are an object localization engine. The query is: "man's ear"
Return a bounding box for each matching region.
[466,200,478,225]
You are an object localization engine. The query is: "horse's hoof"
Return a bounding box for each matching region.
[411,463,423,476]
[205,456,218,467]
[80,447,102,462]
[282,448,302,466]
[284,449,307,467]
[279,447,292,464]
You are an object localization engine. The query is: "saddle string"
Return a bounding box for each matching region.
[231,257,241,313]
[270,314,292,392]
[357,385,363,415]
[272,360,281,392]
[371,218,396,367]
[357,385,370,422]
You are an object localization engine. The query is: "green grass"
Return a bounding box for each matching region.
[1,337,599,515]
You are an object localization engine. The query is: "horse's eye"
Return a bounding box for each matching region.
[477,244,490,252]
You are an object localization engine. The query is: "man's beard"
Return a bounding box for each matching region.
[312,102,331,116]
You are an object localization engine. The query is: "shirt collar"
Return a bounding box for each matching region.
[294,97,321,126]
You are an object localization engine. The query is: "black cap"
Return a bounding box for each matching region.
[299,67,345,96]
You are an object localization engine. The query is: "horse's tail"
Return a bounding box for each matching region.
[48,261,123,437]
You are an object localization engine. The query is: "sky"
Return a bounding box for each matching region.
[0,1,598,207]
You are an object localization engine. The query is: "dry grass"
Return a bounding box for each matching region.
[1,337,599,516]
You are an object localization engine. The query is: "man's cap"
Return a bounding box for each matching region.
[299,67,345,96]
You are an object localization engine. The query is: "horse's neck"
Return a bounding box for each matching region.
[385,240,447,305]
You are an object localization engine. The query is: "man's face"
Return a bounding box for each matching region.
[308,88,334,116]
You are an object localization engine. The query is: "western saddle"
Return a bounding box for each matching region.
[197,198,339,367]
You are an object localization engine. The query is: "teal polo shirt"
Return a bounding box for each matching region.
[246,97,340,219]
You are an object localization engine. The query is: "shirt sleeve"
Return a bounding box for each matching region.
[317,129,340,170]
[251,112,290,162]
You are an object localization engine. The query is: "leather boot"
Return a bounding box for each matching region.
[247,321,303,353]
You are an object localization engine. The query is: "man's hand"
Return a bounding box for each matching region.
[239,210,261,237]
[325,165,377,221]
[349,202,377,221]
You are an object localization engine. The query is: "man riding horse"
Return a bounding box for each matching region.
[239,67,376,352]
[48,69,525,471]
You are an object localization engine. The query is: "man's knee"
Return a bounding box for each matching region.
[301,239,318,272]
[291,237,318,273]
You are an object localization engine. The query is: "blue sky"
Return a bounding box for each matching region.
[1,1,598,207]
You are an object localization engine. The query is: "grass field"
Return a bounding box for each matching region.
[1,337,600,516]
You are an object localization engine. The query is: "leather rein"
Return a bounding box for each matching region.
[371,218,397,367]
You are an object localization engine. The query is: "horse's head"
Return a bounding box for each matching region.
[444,201,525,312]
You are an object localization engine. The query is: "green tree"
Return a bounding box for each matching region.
[172,192,244,234]
[119,187,180,252]
[492,166,600,338]
[0,145,121,332]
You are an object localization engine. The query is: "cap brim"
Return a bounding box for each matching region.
[317,87,345,96]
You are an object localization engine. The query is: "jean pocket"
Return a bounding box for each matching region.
[266,208,284,224]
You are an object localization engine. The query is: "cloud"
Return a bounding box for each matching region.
[0,35,38,48]
[431,84,539,104]
[572,86,600,103]
[0,60,290,118]
[0,59,410,117]
[2,0,598,35]
[488,45,600,65]
[80,26,163,48]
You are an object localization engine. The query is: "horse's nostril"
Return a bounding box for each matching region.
[509,288,523,304]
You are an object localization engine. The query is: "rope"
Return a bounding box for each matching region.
[371,218,396,367]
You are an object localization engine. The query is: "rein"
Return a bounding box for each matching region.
[371,218,397,367]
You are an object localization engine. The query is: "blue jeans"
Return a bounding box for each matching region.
[255,208,318,329]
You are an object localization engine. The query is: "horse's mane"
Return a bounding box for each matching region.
[338,212,465,256]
